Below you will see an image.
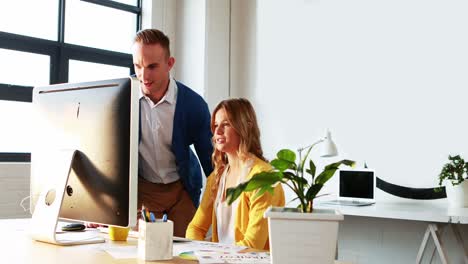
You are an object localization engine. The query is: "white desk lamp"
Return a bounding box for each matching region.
[297,130,338,161]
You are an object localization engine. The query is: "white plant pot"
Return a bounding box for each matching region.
[264,206,343,264]
[445,180,468,208]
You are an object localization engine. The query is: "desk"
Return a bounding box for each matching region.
[1,218,349,264]
[317,201,468,264]
[0,218,191,264]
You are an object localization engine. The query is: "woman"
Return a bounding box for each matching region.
[186,98,285,250]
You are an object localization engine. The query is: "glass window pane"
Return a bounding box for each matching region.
[65,0,137,53]
[68,60,130,83]
[0,100,32,153]
[0,49,50,86]
[112,0,138,6]
[0,1,58,40]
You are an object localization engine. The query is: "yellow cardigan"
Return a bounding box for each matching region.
[186,156,285,250]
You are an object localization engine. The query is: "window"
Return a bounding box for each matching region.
[68,60,131,83]
[0,1,58,41]
[0,101,32,153]
[0,0,141,161]
[0,49,50,87]
[66,0,137,53]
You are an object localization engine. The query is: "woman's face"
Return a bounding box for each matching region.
[213,108,240,155]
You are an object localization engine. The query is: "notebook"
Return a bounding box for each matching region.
[321,169,376,206]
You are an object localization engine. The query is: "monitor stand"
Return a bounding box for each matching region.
[30,149,105,245]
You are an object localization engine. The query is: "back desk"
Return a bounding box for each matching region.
[317,200,468,264]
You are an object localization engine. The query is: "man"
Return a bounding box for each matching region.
[132,29,213,237]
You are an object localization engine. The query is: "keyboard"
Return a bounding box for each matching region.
[320,200,375,207]
[55,230,104,245]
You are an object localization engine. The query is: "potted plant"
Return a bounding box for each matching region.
[438,155,468,207]
[226,144,354,264]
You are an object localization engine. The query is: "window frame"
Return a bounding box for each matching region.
[0,0,141,162]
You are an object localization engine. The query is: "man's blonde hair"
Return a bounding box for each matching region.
[134,29,171,58]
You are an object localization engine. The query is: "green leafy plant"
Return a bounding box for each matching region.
[438,155,468,187]
[226,146,355,213]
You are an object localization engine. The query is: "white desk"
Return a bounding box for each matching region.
[317,201,468,264]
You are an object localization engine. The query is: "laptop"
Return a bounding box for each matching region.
[321,169,376,206]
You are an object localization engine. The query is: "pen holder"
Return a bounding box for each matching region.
[138,219,173,261]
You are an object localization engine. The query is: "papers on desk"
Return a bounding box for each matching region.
[100,237,270,263]
[173,240,246,255]
[174,241,270,264]
[195,251,270,264]
[102,244,138,259]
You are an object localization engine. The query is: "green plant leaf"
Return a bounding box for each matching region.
[306,159,316,178]
[252,186,275,200]
[270,159,294,172]
[289,196,299,203]
[244,171,283,192]
[315,159,355,185]
[277,149,296,163]
[438,155,467,186]
[226,182,248,205]
[306,183,323,201]
[226,171,283,205]
[283,171,308,185]
[314,169,337,185]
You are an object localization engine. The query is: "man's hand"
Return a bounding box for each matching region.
[85,222,105,228]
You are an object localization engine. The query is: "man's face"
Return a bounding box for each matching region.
[132,42,175,96]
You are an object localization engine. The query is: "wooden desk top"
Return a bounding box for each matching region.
[1,218,350,264]
[0,218,192,264]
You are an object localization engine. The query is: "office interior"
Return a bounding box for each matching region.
[1,1,468,263]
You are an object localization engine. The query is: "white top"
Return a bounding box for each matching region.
[138,77,179,184]
[215,166,238,244]
[215,159,255,244]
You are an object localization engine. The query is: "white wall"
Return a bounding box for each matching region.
[141,0,231,112]
[231,0,468,202]
[140,2,468,262]
[229,1,468,263]
[204,0,231,111]
[141,0,207,97]
[230,0,257,100]
[174,0,206,96]
[141,0,177,54]
[0,163,30,218]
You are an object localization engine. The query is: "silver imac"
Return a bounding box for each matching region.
[29,77,139,245]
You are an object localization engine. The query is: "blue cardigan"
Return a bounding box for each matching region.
[140,81,213,207]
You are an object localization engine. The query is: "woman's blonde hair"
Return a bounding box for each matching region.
[210,98,266,195]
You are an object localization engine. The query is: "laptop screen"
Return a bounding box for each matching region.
[339,170,374,199]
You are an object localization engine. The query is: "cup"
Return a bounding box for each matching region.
[108,226,130,241]
[138,219,173,261]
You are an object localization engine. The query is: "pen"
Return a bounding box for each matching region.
[141,206,147,222]
[145,209,151,222]
[162,213,168,222]
[149,212,156,223]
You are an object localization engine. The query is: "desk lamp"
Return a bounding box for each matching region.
[297,130,338,161]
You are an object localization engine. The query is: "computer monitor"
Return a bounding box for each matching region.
[29,77,139,245]
[339,169,375,201]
